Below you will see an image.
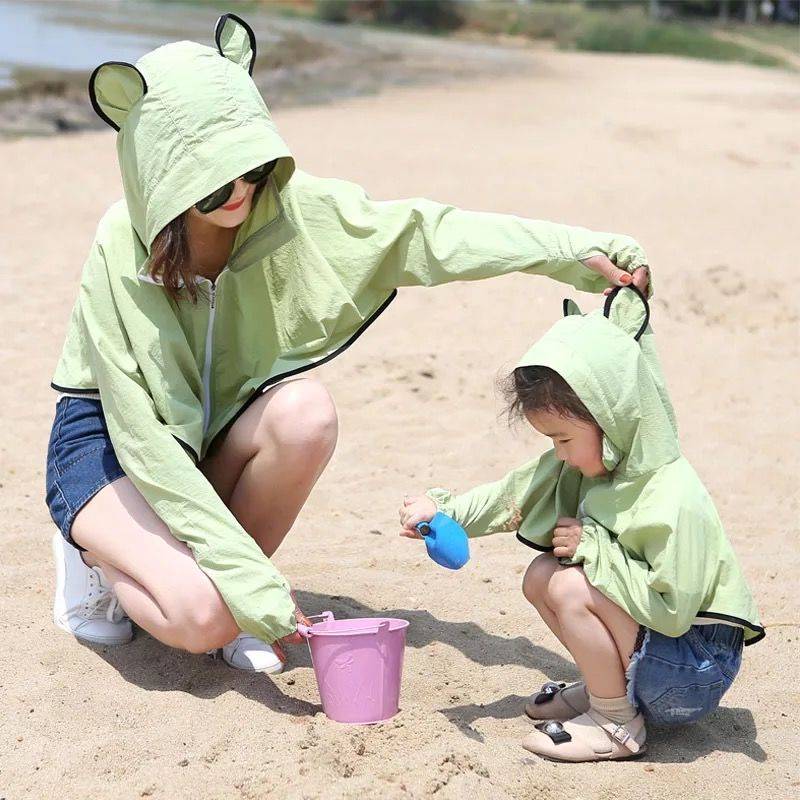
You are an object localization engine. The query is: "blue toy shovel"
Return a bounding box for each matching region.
[416,512,470,570]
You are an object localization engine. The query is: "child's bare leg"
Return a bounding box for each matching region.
[522,553,569,648]
[522,553,592,719]
[521,564,647,760]
[546,565,640,698]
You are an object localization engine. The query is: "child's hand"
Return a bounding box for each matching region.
[398,494,437,539]
[552,517,583,558]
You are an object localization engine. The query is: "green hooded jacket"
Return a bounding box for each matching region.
[428,287,764,644]
[51,15,649,643]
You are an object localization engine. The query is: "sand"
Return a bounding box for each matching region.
[1,45,798,800]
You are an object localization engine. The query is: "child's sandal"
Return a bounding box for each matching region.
[521,710,647,762]
[524,680,589,721]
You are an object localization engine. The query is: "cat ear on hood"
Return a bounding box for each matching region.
[89,61,148,131]
[562,298,583,317]
[603,285,650,342]
[215,13,257,76]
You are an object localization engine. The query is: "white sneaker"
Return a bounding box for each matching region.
[52,533,133,646]
[218,633,284,674]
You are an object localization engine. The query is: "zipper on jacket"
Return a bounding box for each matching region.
[201,281,217,434]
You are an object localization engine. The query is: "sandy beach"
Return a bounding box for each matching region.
[1,42,799,800]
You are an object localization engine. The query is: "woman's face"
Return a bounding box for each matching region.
[187,177,258,229]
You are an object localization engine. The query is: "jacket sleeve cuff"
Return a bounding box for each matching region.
[425,487,457,519]
[569,523,599,566]
[572,234,652,297]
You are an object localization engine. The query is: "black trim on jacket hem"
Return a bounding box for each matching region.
[695,612,766,645]
[51,383,200,463]
[54,291,397,463]
[516,532,553,553]
[50,382,101,395]
[173,436,199,464]
[207,290,398,452]
[512,534,765,645]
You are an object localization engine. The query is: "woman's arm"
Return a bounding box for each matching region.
[295,173,649,294]
[77,241,297,643]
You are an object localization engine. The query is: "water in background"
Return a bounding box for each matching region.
[0,0,280,90]
[0,0,534,136]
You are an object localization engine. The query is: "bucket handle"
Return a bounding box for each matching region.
[297,612,392,638]
[297,610,334,638]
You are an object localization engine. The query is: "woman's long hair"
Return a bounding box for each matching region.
[148,213,195,303]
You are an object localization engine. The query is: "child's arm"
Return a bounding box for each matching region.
[400,451,576,541]
[425,458,543,538]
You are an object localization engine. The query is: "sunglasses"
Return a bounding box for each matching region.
[194,160,278,214]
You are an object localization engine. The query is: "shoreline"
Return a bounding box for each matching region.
[0,7,546,139]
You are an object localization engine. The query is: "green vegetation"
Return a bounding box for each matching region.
[463,3,788,67]
[309,1,795,69]
[315,0,462,31]
[732,20,800,52]
[573,9,782,65]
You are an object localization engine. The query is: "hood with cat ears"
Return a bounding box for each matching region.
[561,285,650,340]
[602,284,650,341]
[89,61,148,132]
[517,286,678,477]
[89,13,257,131]
[86,13,294,255]
[214,13,257,75]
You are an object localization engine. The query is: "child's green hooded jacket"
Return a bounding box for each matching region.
[428,288,764,644]
[51,15,649,643]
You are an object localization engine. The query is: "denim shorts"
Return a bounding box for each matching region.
[627,622,744,726]
[45,396,127,551]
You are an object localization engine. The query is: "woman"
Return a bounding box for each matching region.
[46,14,650,674]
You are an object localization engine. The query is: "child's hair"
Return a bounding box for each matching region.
[501,366,597,427]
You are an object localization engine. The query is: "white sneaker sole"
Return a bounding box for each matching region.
[216,649,285,675]
[53,618,133,646]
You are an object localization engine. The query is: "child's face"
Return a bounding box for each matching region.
[526,409,608,478]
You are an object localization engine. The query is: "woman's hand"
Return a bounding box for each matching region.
[582,255,650,296]
[552,517,583,559]
[271,594,313,661]
[399,494,437,539]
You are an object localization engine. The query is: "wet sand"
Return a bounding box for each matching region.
[1,44,799,800]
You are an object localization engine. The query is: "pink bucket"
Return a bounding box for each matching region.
[298,611,409,724]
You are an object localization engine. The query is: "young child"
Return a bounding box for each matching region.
[400,286,763,762]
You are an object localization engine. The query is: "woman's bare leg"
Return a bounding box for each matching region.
[200,378,338,558]
[71,377,337,652]
[71,477,239,652]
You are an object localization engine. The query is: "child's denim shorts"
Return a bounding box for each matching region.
[45,396,127,551]
[627,622,744,726]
